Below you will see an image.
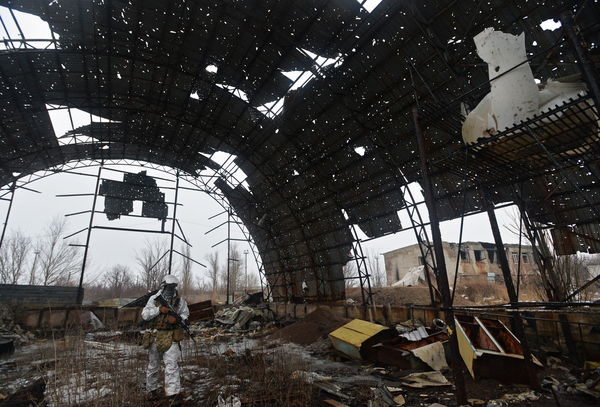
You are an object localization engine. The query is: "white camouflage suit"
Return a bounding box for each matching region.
[141,291,190,396]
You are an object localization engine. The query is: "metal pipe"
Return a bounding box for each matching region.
[413,107,467,405]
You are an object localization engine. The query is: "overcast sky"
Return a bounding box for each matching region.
[2,168,522,286]
[0,3,525,287]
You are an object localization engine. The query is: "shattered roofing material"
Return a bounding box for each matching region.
[0,0,598,299]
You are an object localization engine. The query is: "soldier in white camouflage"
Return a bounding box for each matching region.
[141,275,189,400]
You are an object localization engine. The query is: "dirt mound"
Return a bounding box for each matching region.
[346,286,477,306]
[268,308,350,345]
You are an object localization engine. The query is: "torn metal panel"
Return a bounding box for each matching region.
[455,315,543,384]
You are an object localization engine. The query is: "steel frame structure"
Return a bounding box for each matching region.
[1,1,600,403]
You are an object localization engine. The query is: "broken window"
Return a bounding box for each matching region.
[522,253,529,263]
[487,250,496,263]
[418,256,425,266]
[474,250,483,261]
[460,250,469,261]
[511,252,519,263]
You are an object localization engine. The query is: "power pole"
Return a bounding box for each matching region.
[244,249,249,291]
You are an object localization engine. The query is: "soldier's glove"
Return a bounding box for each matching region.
[159,306,170,314]
[166,315,177,324]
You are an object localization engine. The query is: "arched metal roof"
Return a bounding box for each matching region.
[0,0,598,300]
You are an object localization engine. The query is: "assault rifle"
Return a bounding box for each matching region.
[155,295,196,343]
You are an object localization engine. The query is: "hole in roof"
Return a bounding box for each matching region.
[190,91,200,100]
[282,71,316,91]
[354,146,366,156]
[46,105,119,145]
[357,0,383,13]
[216,84,249,102]
[201,151,250,192]
[12,172,20,177]
[293,170,299,176]
[341,209,350,220]
[299,48,344,68]
[257,97,285,118]
[540,19,561,31]
[0,6,59,50]
[205,64,218,74]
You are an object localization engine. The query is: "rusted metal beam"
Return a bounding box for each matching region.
[560,11,600,110]
[484,195,539,389]
[413,106,467,405]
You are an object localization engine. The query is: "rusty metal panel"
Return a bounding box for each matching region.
[455,316,542,384]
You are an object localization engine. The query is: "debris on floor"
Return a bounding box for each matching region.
[455,315,543,384]
[268,308,349,345]
[0,308,34,352]
[188,300,214,322]
[329,317,450,371]
[399,371,451,388]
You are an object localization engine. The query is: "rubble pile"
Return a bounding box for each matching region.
[0,307,33,355]
[268,308,349,345]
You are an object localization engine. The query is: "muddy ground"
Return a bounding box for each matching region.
[0,311,598,407]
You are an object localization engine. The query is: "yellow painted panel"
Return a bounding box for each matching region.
[455,318,477,379]
[329,319,388,348]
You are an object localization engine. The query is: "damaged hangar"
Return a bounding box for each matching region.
[0,0,598,303]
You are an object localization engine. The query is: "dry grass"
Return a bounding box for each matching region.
[456,281,508,304]
[37,335,148,407]
[184,341,317,406]
[9,333,317,406]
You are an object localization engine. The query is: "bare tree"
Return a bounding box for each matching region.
[103,264,133,298]
[503,207,592,301]
[36,218,82,286]
[178,244,194,297]
[0,231,31,284]
[342,261,358,288]
[136,239,169,291]
[205,251,220,298]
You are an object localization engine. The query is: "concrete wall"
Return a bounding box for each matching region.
[17,306,142,331]
[0,284,80,309]
[383,242,456,285]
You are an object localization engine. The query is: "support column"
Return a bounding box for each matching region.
[560,11,600,110]
[168,171,180,274]
[485,196,539,388]
[77,165,102,305]
[413,107,467,405]
[226,207,231,305]
[0,181,16,250]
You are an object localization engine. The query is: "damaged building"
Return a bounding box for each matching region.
[383,241,539,286]
[0,0,599,406]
